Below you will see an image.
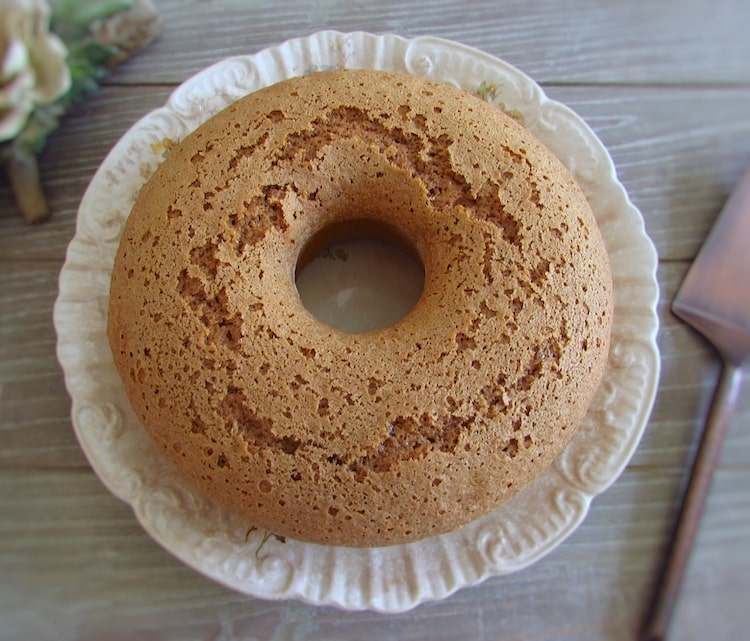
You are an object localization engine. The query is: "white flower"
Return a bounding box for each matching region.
[93,0,162,67]
[0,0,71,142]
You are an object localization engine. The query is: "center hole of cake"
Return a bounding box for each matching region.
[295,219,425,333]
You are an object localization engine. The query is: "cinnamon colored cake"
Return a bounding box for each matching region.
[107,69,613,546]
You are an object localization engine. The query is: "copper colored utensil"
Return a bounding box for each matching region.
[641,165,750,641]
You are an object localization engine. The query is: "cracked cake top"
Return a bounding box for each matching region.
[107,69,613,546]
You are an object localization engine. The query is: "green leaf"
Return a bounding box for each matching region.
[51,0,134,26]
[64,40,118,103]
[51,0,134,42]
[13,103,65,156]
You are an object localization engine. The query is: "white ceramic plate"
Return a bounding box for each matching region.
[54,31,660,613]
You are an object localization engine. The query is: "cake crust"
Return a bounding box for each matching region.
[108,69,613,546]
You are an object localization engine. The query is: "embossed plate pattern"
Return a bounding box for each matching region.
[54,31,660,612]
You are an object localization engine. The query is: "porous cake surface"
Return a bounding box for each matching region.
[108,69,613,546]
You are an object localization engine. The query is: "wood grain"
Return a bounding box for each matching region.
[0,467,747,641]
[546,86,750,261]
[0,88,173,260]
[2,261,748,472]
[2,86,750,262]
[107,0,750,87]
[2,1,749,639]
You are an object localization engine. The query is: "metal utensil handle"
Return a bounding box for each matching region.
[641,362,743,641]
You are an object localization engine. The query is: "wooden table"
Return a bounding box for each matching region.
[2,2,749,639]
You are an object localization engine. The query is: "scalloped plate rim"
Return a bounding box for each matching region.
[54,31,660,613]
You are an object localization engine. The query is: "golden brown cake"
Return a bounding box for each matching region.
[107,68,613,547]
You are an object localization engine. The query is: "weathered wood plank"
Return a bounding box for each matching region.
[2,2,748,639]
[0,261,86,467]
[547,86,750,261]
[0,466,746,641]
[108,0,750,87]
[2,86,749,261]
[668,469,750,641]
[3,258,749,470]
[631,262,750,470]
[0,87,173,259]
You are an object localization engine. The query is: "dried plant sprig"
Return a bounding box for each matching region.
[1,0,161,223]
